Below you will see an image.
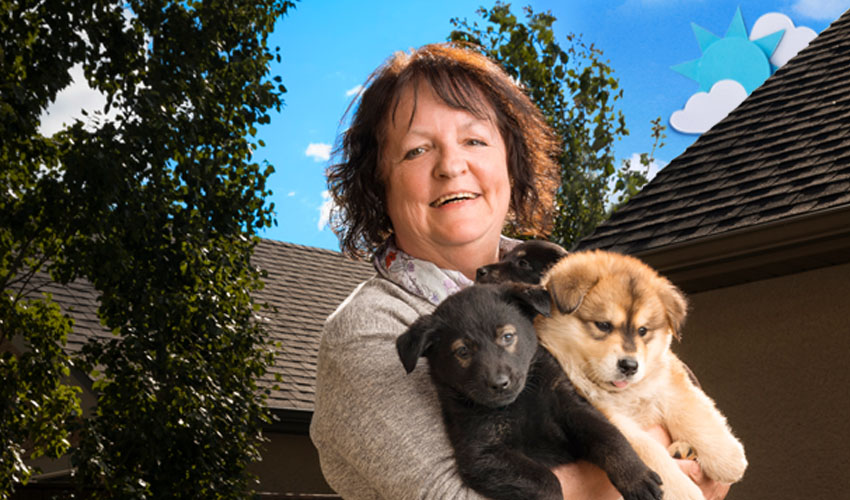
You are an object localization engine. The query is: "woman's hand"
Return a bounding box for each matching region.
[644,425,730,499]
[551,460,622,500]
[676,457,731,500]
[551,425,731,500]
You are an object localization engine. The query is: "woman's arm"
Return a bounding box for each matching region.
[310,281,488,500]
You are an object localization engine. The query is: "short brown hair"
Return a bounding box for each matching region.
[327,43,560,258]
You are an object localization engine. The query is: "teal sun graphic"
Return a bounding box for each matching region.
[672,7,784,94]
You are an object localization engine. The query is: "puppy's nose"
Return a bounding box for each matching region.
[475,267,489,281]
[490,374,510,392]
[617,358,639,377]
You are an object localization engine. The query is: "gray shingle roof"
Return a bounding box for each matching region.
[251,240,374,411]
[34,239,374,413]
[578,9,850,254]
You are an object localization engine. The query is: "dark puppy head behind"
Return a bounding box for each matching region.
[476,240,567,285]
[397,284,551,408]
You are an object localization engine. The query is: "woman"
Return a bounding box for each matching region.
[310,43,728,500]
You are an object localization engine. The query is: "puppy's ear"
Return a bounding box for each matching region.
[659,280,688,340]
[543,243,569,262]
[544,258,598,314]
[396,315,437,374]
[502,284,552,319]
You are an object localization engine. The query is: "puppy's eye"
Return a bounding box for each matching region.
[637,327,648,337]
[454,345,471,360]
[516,259,532,271]
[500,332,515,346]
[595,321,613,333]
[496,325,517,347]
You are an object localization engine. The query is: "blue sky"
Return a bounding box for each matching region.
[37,0,847,251]
[261,0,846,251]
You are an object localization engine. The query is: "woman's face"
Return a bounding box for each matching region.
[381,82,511,262]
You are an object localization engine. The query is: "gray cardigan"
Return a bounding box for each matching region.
[310,275,487,499]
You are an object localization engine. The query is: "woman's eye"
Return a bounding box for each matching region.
[594,321,613,333]
[466,138,487,146]
[404,147,425,160]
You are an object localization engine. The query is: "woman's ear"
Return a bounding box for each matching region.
[396,315,437,374]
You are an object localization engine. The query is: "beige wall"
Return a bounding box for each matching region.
[673,261,850,499]
[251,432,334,495]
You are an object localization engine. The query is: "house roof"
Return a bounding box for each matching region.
[251,239,374,411]
[577,10,850,290]
[36,239,374,416]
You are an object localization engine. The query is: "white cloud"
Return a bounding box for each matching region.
[39,8,141,137]
[305,142,332,162]
[287,191,296,197]
[317,190,335,231]
[345,84,364,97]
[604,153,666,209]
[39,64,113,136]
[670,80,748,134]
[751,12,818,67]
[792,0,850,20]
[623,153,665,183]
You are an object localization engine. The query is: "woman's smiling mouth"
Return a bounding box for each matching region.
[430,192,480,208]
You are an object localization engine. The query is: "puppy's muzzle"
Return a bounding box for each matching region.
[488,373,510,392]
[475,266,499,283]
[617,357,639,377]
[479,368,523,407]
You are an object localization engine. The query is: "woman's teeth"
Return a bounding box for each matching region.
[431,193,478,207]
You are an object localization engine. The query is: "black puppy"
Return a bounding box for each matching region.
[476,240,567,284]
[397,284,662,500]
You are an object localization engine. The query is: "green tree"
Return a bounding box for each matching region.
[1,0,292,497]
[450,2,663,248]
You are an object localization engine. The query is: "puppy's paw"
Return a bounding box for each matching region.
[668,440,698,460]
[699,437,747,483]
[617,467,663,500]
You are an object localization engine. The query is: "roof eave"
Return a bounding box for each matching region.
[631,205,850,293]
[266,407,313,435]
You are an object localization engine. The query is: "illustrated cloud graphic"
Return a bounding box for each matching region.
[750,13,817,67]
[670,79,748,134]
[669,10,821,136]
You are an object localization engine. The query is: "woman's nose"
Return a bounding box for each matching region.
[434,145,468,179]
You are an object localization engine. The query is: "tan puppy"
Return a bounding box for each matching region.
[536,250,746,500]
